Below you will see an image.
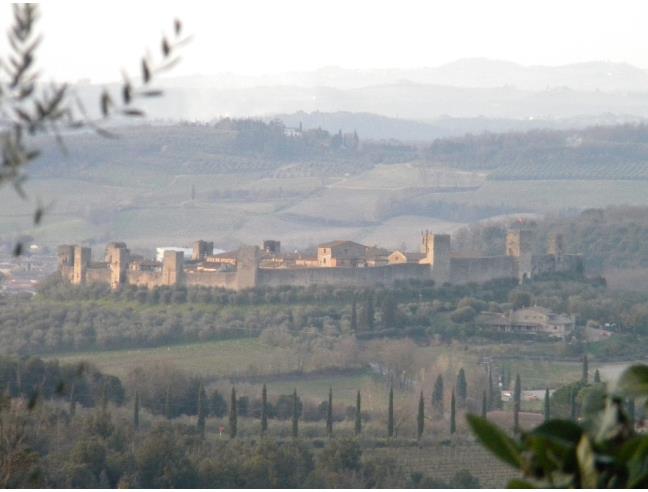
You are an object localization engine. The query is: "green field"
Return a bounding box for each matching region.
[47,338,296,380]
[13,138,648,254]
[46,337,591,392]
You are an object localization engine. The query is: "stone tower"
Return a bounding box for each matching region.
[57,244,74,268]
[104,242,128,263]
[72,246,90,285]
[162,250,184,286]
[109,245,129,290]
[506,229,533,258]
[192,240,214,261]
[547,233,564,256]
[506,229,534,281]
[236,245,260,290]
[421,231,451,283]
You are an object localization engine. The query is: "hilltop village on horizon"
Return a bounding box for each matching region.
[57,229,583,292]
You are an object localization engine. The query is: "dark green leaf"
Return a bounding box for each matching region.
[577,435,598,489]
[14,108,32,124]
[528,419,583,446]
[139,90,163,97]
[100,90,111,117]
[122,108,145,117]
[141,59,151,83]
[466,414,523,469]
[122,82,131,104]
[162,37,170,57]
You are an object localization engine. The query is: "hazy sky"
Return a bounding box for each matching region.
[19,0,648,82]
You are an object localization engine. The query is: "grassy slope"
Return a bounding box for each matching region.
[11,122,648,252]
[46,337,593,393]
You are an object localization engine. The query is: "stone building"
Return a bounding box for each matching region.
[477,306,576,339]
[57,229,582,292]
[388,251,426,264]
[317,240,368,267]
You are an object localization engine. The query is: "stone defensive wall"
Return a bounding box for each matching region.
[449,256,517,284]
[57,230,583,292]
[257,262,433,288]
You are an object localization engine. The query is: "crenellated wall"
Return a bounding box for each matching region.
[127,270,163,289]
[450,256,517,284]
[185,270,238,289]
[257,262,433,288]
[86,266,111,284]
[57,230,584,292]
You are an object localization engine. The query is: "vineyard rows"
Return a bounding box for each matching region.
[365,443,517,488]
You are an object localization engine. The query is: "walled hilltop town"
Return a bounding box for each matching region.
[57,230,582,291]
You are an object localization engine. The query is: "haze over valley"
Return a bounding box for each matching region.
[5,3,648,488]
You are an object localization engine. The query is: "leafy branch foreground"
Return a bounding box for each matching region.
[1,4,187,254]
[468,364,648,488]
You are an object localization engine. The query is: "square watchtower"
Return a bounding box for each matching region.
[506,229,533,257]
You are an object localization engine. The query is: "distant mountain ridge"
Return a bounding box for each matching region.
[156,58,648,92]
[70,58,648,128]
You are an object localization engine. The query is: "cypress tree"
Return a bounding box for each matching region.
[582,354,589,384]
[16,362,21,393]
[164,386,171,419]
[493,381,503,410]
[69,383,76,417]
[101,382,108,413]
[450,389,456,434]
[543,387,550,422]
[261,384,268,435]
[456,368,467,409]
[387,385,394,438]
[432,374,444,418]
[326,387,333,438]
[133,390,140,431]
[367,295,374,331]
[292,388,299,438]
[513,374,521,433]
[481,390,487,419]
[197,384,207,438]
[570,387,577,421]
[487,365,494,410]
[229,387,237,439]
[593,368,601,384]
[350,297,358,332]
[417,391,425,440]
[354,390,362,436]
[381,295,397,329]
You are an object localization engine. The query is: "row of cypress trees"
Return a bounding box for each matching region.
[132,366,608,439]
[130,381,467,440]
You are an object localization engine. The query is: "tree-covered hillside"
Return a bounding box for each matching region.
[31,119,416,180]
[10,119,648,252]
[424,124,648,179]
[454,206,648,272]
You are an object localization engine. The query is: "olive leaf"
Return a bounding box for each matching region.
[466,414,523,470]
